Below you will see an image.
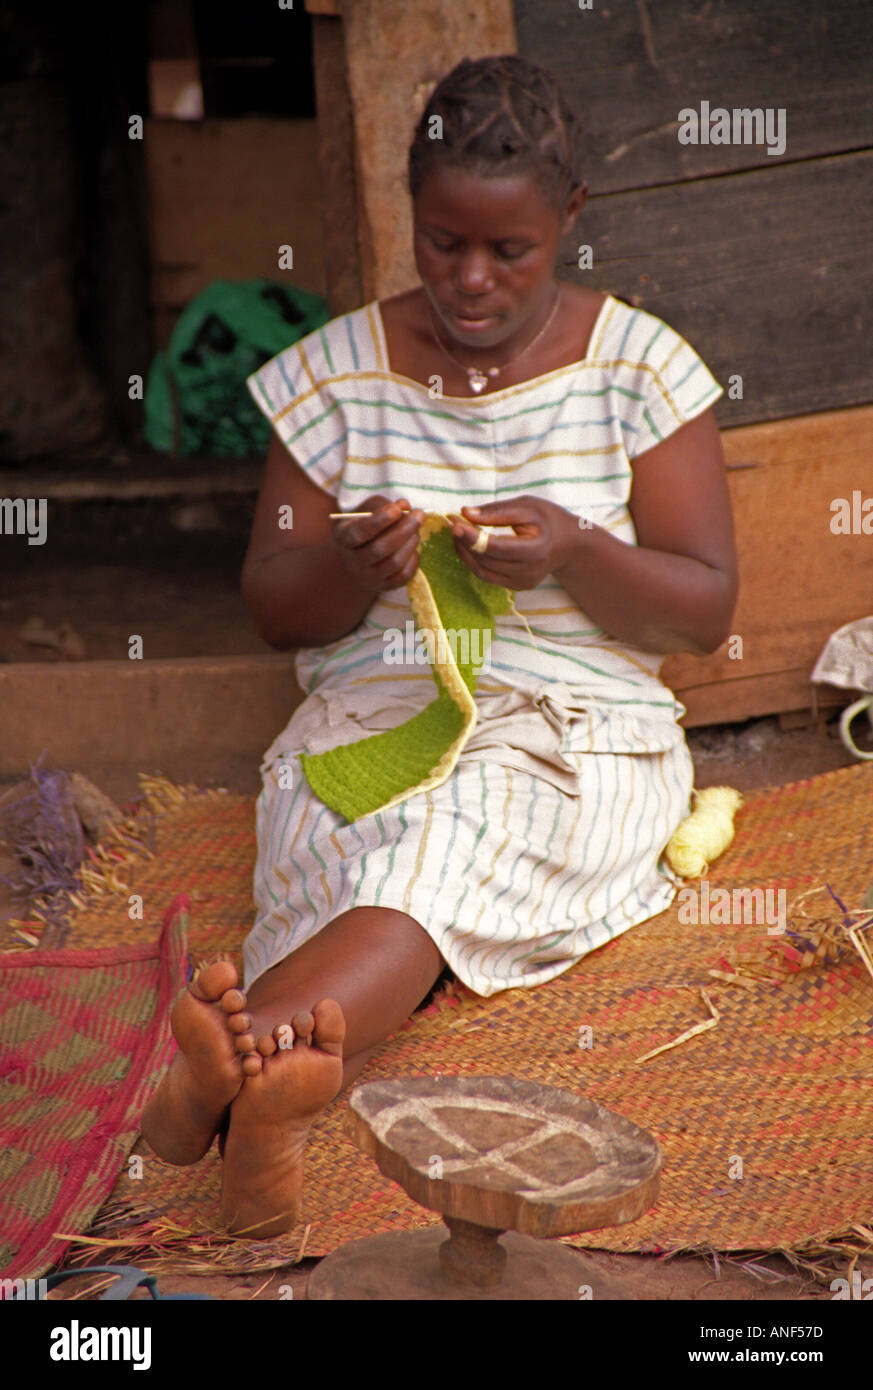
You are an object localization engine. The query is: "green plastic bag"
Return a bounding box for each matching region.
[144,279,329,457]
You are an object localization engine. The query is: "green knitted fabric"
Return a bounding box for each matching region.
[300,519,513,822]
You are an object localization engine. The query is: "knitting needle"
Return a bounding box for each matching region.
[329,509,491,554]
[328,507,480,520]
[328,506,414,519]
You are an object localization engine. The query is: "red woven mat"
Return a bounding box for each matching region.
[0,898,187,1279]
[17,765,873,1272]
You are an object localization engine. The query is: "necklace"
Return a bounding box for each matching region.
[429,285,562,395]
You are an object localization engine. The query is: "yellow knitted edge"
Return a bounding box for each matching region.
[357,516,479,817]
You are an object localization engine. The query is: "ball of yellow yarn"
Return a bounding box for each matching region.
[665,786,743,878]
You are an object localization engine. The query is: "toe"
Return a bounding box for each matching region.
[257,1033,278,1057]
[291,1010,315,1044]
[220,988,247,1014]
[226,1012,253,1035]
[273,1022,295,1052]
[311,999,346,1057]
[190,960,238,1002]
[234,1033,257,1055]
[241,1053,262,1077]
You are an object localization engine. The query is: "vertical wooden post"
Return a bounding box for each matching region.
[307,0,517,309]
[310,7,365,317]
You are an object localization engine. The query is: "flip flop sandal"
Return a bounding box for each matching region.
[42,1264,215,1300]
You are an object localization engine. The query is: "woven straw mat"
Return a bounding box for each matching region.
[19,763,873,1264]
[0,905,186,1279]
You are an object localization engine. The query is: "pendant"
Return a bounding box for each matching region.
[468,366,499,394]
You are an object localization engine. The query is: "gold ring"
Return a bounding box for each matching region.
[471,527,490,554]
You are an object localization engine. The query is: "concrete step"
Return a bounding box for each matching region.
[2,653,303,780]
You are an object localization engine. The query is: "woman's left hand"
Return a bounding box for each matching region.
[447,496,584,590]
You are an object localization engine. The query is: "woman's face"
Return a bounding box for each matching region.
[412,163,585,352]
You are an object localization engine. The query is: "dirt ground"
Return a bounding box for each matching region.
[44,1244,865,1303]
[3,487,870,1302]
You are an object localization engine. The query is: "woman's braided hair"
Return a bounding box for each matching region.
[407,55,585,210]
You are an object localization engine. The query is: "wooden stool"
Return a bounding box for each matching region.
[307,1076,661,1300]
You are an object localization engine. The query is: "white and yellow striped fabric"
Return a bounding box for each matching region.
[242,294,722,996]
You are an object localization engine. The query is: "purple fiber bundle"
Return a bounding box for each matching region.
[0,756,85,938]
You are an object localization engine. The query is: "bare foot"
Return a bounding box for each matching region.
[220,1000,346,1238]
[141,960,264,1165]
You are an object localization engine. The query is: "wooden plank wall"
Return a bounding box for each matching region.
[515,0,873,428]
[662,405,873,725]
[145,117,326,350]
[145,0,326,348]
[512,0,873,721]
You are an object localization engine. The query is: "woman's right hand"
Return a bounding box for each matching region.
[331,495,425,593]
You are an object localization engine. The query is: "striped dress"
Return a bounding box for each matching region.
[243,293,723,997]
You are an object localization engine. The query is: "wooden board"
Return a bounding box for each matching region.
[663,404,873,726]
[311,14,364,317]
[145,117,326,347]
[559,149,873,427]
[338,0,518,301]
[516,0,873,194]
[511,0,873,428]
[347,1076,661,1239]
